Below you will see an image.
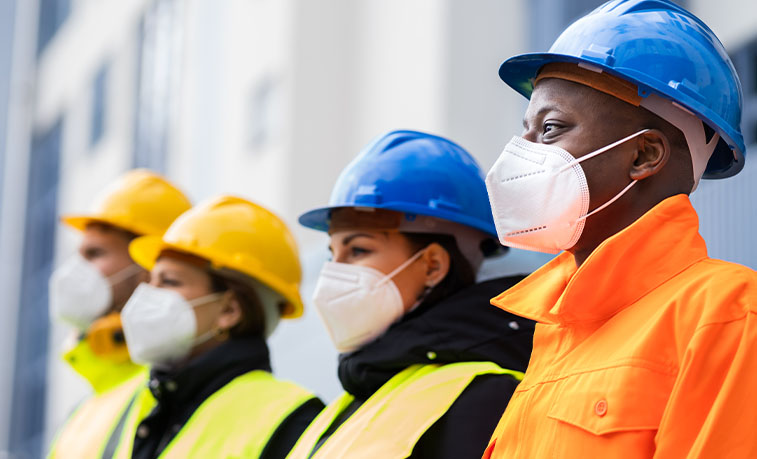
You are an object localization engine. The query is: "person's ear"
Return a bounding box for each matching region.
[421,243,450,288]
[630,129,670,180]
[216,290,243,332]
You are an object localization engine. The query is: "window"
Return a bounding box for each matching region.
[90,62,108,148]
[37,0,71,55]
[132,0,183,172]
[689,37,757,268]
[0,0,16,196]
[528,0,606,52]
[8,118,62,458]
[731,39,757,147]
[248,76,282,152]
[529,0,688,52]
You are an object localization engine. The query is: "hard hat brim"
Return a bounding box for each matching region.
[498,52,745,179]
[127,235,165,272]
[298,203,499,239]
[61,214,147,236]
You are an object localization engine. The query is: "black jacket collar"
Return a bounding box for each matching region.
[133,335,271,459]
[337,275,534,399]
[149,334,271,406]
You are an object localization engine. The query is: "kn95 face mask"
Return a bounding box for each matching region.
[49,255,142,330]
[485,130,648,254]
[120,283,223,368]
[312,249,425,353]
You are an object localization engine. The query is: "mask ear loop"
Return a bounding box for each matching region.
[555,129,650,223]
[106,263,144,286]
[187,291,225,307]
[187,291,229,345]
[576,180,638,223]
[374,248,427,288]
[557,129,651,173]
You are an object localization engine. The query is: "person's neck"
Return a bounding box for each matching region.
[570,189,690,267]
[570,204,652,268]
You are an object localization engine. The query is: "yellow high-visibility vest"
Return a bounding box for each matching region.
[48,370,147,458]
[63,338,144,395]
[109,370,317,459]
[287,362,523,459]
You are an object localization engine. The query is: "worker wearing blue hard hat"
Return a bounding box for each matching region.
[483,1,757,458]
[289,130,534,458]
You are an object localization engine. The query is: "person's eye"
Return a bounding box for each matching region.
[84,248,105,260]
[543,122,560,135]
[160,277,181,287]
[350,246,370,258]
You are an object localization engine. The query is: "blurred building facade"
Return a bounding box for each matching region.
[0,0,754,456]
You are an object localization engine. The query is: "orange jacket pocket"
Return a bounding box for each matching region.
[547,364,675,436]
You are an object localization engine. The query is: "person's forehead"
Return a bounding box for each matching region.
[153,256,209,279]
[329,229,391,243]
[156,249,210,269]
[80,225,130,247]
[530,78,603,111]
[526,77,638,124]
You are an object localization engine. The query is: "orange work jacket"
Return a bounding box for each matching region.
[484,194,757,459]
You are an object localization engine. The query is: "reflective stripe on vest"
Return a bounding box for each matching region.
[108,370,316,459]
[48,370,147,459]
[287,362,523,459]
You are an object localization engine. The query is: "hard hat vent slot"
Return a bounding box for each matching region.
[580,45,615,66]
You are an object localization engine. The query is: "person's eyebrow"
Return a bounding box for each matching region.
[341,232,376,246]
[523,104,566,129]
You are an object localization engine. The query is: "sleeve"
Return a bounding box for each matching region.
[409,373,520,459]
[259,397,326,459]
[654,310,757,459]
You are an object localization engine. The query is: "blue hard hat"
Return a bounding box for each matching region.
[498,0,745,178]
[298,130,498,238]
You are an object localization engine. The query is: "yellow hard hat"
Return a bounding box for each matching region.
[129,195,304,318]
[61,169,192,237]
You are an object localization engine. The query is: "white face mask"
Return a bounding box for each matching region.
[485,130,648,254]
[49,255,142,331]
[120,283,223,368]
[312,249,425,353]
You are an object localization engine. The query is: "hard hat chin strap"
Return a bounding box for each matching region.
[640,94,720,192]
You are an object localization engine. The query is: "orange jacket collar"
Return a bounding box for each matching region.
[492,194,708,325]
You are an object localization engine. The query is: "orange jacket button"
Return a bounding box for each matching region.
[595,399,608,417]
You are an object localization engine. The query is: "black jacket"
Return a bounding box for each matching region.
[129,335,324,459]
[313,275,535,459]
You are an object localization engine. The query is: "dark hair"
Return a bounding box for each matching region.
[208,271,266,338]
[401,232,476,308]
